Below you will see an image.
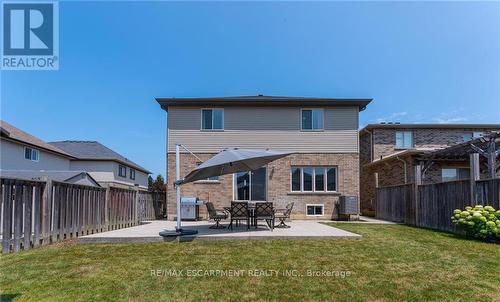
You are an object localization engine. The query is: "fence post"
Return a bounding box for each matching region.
[414,165,422,227]
[105,186,110,231]
[41,177,52,245]
[469,153,480,204]
[134,188,139,225]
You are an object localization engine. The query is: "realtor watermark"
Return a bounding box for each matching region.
[1,1,59,70]
[150,269,351,279]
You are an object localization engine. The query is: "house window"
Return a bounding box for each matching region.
[301,109,324,131]
[463,132,482,142]
[306,204,324,216]
[130,169,136,180]
[234,167,266,201]
[118,165,127,177]
[24,147,39,161]
[395,131,413,149]
[442,168,469,182]
[201,109,224,130]
[291,167,337,192]
[196,162,219,181]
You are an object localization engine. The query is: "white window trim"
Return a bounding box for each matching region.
[300,108,324,132]
[129,168,136,180]
[290,166,337,193]
[24,147,39,162]
[118,165,127,178]
[395,131,413,150]
[200,108,224,131]
[306,204,324,217]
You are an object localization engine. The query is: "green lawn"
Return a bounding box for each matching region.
[1,224,499,302]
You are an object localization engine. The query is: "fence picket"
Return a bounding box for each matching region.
[1,177,164,253]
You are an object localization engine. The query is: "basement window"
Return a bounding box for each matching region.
[306,204,324,216]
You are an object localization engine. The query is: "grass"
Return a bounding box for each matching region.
[1,224,499,302]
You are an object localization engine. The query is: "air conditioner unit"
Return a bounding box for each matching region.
[338,196,359,215]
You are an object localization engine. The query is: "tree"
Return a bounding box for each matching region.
[149,174,166,192]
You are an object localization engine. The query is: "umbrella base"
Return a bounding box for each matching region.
[159,229,198,237]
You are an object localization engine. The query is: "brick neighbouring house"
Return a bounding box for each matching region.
[359,123,500,215]
[156,95,371,220]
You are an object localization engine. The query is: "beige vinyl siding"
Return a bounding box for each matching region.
[167,106,359,153]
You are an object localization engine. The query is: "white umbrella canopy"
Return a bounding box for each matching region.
[180,148,294,184]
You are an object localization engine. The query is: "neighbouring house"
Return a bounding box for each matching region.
[157,95,371,220]
[1,120,75,170]
[0,120,150,190]
[49,141,151,190]
[359,123,500,215]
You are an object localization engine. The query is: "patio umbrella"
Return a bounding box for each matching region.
[160,145,294,237]
[180,148,294,185]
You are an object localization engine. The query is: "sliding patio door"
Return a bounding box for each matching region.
[234,167,267,201]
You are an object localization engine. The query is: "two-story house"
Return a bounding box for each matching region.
[0,120,150,189]
[359,123,500,215]
[157,95,371,220]
[49,141,151,190]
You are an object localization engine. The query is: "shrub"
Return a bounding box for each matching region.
[451,205,500,240]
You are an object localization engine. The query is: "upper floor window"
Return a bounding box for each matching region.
[118,165,127,177]
[463,132,482,142]
[395,131,413,149]
[24,147,39,161]
[301,109,324,131]
[130,168,136,180]
[291,166,337,192]
[201,109,224,130]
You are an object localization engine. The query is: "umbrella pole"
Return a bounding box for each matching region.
[160,144,198,237]
[175,143,182,231]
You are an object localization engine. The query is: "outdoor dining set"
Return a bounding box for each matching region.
[205,201,294,231]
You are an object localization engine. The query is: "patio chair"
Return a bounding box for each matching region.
[274,202,294,228]
[205,202,229,229]
[254,202,275,231]
[228,202,250,230]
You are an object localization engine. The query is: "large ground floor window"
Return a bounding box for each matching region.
[234,167,267,201]
[291,166,337,192]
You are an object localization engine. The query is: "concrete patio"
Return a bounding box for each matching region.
[78,220,362,243]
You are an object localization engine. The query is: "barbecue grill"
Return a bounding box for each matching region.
[180,196,202,221]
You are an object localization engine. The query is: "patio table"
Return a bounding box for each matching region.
[225,204,256,227]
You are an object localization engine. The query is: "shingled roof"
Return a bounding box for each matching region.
[0,120,74,158]
[49,141,151,174]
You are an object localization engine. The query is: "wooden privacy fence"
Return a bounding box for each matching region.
[376,178,500,233]
[1,178,165,253]
[375,183,414,224]
[137,191,165,221]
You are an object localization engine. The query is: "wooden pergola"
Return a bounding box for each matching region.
[420,132,500,179]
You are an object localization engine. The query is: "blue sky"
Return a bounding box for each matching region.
[1,1,499,177]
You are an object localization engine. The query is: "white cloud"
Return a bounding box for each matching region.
[432,109,469,124]
[373,111,408,123]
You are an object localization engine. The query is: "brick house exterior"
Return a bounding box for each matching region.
[359,124,500,215]
[158,96,371,220]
